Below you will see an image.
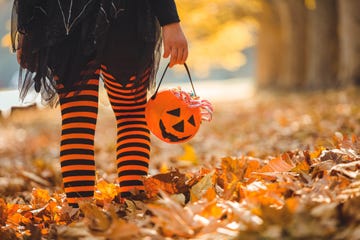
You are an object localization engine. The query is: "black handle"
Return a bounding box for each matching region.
[151,63,197,100]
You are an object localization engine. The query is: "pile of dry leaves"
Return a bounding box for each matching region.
[1,87,360,239]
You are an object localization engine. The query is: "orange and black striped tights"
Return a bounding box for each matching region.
[57,65,150,207]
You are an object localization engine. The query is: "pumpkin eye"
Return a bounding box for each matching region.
[172,120,184,132]
[188,115,196,127]
[167,108,180,117]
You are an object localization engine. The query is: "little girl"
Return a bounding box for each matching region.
[12,0,188,208]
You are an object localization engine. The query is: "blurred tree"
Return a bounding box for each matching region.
[305,0,338,89]
[178,0,360,90]
[257,0,307,89]
[254,0,360,90]
[338,0,360,86]
[256,0,340,90]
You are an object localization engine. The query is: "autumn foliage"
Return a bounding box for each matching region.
[1,88,360,239]
[1,139,360,239]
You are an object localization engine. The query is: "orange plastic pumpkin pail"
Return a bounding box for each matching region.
[146,89,202,143]
[146,63,212,144]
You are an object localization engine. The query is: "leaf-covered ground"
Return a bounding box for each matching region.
[1,87,360,239]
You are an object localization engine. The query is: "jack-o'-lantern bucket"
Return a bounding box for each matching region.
[145,63,213,144]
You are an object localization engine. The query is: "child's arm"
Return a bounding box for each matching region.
[149,0,188,67]
[149,0,180,26]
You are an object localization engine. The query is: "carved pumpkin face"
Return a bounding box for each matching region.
[145,89,201,143]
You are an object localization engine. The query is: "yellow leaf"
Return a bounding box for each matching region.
[178,144,198,165]
[190,171,215,202]
[94,179,120,203]
[310,146,326,159]
[159,162,169,173]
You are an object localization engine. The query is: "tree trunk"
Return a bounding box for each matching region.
[338,0,360,85]
[256,0,306,90]
[305,0,338,89]
[275,0,306,89]
[256,1,282,88]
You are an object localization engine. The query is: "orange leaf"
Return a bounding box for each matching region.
[285,197,300,214]
[203,187,217,201]
[94,179,121,203]
[41,228,49,235]
[244,159,261,179]
[293,159,310,172]
[200,201,224,219]
[31,188,51,208]
[260,154,295,173]
[7,212,23,226]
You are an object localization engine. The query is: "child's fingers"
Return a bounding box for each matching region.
[177,48,184,65]
[163,45,171,58]
[169,48,178,67]
[181,48,188,64]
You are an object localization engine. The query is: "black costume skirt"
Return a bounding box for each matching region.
[11,0,162,105]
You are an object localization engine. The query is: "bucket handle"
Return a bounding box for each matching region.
[151,63,197,100]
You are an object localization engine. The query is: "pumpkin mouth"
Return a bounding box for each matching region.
[159,120,191,142]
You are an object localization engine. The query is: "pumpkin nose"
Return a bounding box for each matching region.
[172,120,184,132]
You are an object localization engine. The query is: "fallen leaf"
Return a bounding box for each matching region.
[78,202,112,232]
[143,169,188,198]
[190,171,215,202]
[178,143,199,165]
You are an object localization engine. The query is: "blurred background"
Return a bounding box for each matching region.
[1,2,360,238]
[176,0,360,90]
[1,0,360,106]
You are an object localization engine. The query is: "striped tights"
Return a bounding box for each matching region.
[57,65,150,207]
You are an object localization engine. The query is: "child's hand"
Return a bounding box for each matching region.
[162,22,188,67]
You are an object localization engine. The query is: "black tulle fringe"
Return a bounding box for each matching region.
[18,67,59,107]
[11,0,161,106]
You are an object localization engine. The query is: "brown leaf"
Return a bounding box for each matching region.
[143,169,189,198]
[147,191,200,238]
[0,198,7,226]
[79,202,112,232]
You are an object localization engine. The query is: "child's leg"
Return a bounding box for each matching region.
[101,66,151,198]
[57,76,99,207]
